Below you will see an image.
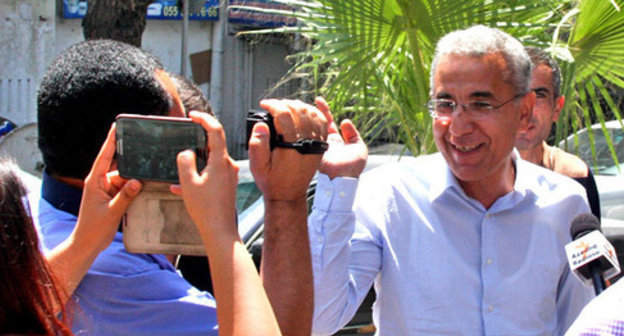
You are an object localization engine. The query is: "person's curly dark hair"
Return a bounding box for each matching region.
[37,39,172,179]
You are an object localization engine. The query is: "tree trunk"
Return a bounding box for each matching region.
[83,0,156,47]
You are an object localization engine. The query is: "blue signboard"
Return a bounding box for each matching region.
[61,0,219,21]
[228,0,296,28]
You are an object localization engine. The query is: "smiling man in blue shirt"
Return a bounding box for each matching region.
[305,25,594,335]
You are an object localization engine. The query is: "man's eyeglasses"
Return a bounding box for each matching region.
[427,93,525,120]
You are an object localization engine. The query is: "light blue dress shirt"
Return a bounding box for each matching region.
[309,152,594,335]
[34,173,218,335]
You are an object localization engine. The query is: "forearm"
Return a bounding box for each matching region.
[261,198,314,336]
[203,230,281,336]
[46,231,103,303]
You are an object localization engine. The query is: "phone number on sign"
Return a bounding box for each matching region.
[161,6,218,19]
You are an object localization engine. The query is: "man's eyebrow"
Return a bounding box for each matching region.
[532,87,550,95]
[469,91,494,99]
[435,91,495,100]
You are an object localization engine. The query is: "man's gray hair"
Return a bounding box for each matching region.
[429,25,532,96]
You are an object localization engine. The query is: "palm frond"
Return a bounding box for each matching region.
[235,0,624,160]
[555,0,624,169]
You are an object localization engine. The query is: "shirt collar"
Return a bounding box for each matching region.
[512,149,540,198]
[42,170,83,217]
[428,149,532,212]
[428,153,460,202]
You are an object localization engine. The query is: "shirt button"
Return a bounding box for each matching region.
[325,190,331,197]
[488,305,494,312]
[486,214,491,219]
[317,237,323,243]
[486,258,493,265]
[339,191,346,198]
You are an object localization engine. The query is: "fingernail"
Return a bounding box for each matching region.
[128,180,141,192]
[254,125,269,136]
[178,150,192,161]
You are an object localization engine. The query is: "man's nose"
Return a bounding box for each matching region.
[447,105,475,136]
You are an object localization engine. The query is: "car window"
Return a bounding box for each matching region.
[563,127,624,175]
[235,160,263,214]
[236,181,262,214]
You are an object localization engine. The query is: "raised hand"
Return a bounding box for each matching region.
[248,99,328,201]
[172,111,239,239]
[315,97,368,180]
[173,111,281,336]
[73,124,142,253]
[48,124,142,300]
[247,98,329,335]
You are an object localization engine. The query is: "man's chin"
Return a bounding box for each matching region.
[515,138,537,151]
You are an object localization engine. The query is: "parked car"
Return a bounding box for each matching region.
[558,120,624,280]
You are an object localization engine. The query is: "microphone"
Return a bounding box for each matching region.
[565,213,621,295]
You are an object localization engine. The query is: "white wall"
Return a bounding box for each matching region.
[1,0,297,161]
[54,10,213,103]
[0,0,55,126]
[0,0,214,127]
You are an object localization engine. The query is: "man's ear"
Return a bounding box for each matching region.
[518,90,535,132]
[553,95,565,122]
[154,69,185,117]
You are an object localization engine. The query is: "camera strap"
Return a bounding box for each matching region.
[275,135,329,154]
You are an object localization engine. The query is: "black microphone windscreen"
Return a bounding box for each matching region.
[570,213,601,240]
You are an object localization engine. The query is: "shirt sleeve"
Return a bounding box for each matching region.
[309,173,382,335]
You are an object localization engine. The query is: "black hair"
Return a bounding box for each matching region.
[168,73,213,115]
[37,39,172,179]
[525,46,562,99]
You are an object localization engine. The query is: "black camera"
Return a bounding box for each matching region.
[246,110,278,150]
[245,109,329,154]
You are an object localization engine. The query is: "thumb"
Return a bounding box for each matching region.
[108,179,142,218]
[340,119,364,144]
[177,150,199,189]
[248,122,271,177]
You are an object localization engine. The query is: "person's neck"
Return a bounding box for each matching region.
[458,157,516,210]
[518,142,546,167]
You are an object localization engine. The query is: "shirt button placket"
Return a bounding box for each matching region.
[482,211,496,334]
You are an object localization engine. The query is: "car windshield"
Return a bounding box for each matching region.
[561,126,624,176]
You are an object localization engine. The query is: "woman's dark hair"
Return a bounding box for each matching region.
[0,158,72,335]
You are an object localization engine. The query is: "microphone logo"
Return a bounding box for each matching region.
[574,241,590,260]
